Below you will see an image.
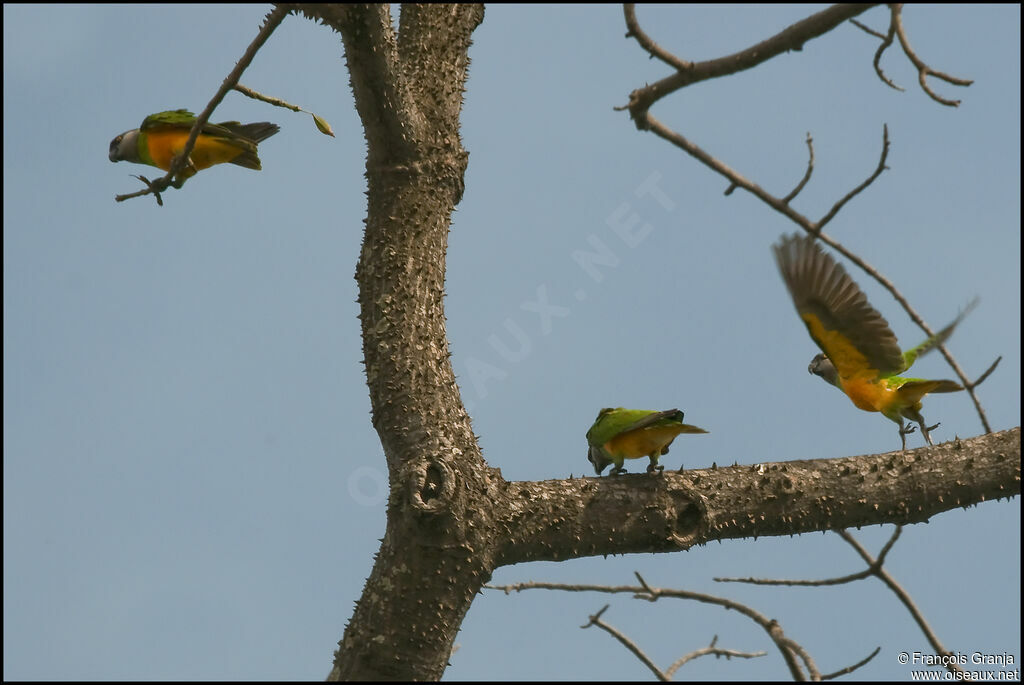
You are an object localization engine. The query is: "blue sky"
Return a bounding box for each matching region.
[4,4,1019,680]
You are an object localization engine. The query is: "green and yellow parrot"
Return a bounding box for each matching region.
[773,233,975,450]
[109,109,279,186]
[586,408,708,475]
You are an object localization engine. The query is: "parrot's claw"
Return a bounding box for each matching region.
[899,424,917,436]
[609,466,626,476]
[920,421,939,446]
[646,463,665,475]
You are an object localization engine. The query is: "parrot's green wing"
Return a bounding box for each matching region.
[774,234,905,382]
[586,408,685,444]
[901,298,978,370]
[141,109,278,145]
[139,109,199,131]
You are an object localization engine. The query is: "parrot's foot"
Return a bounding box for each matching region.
[646,463,665,475]
[898,423,915,451]
[609,466,627,476]
[920,421,940,446]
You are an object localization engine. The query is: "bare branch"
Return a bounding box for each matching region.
[782,637,821,680]
[836,530,964,675]
[814,124,890,232]
[717,526,957,676]
[849,17,887,40]
[497,576,824,680]
[853,5,972,103]
[114,175,164,206]
[665,635,767,679]
[822,646,882,680]
[621,4,877,115]
[715,526,899,586]
[582,605,669,681]
[856,13,904,92]
[622,3,691,72]
[783,134,816,204]
[891,4,973,106]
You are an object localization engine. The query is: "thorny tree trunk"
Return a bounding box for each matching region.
[303,5,496,680]
[286,4,1022,681]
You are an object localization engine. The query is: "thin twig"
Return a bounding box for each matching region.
[665,636,767,678]
[622,3,691,72]
[857,12,904,92]
[822,646,881,680]
[849,17,887,40]
[582,605,668,681]
[716,526,899,586]
[783,134,815,204]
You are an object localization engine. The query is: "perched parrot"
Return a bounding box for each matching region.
[586,408,708,475]
[109,109,279,186]
[773,233,975,450]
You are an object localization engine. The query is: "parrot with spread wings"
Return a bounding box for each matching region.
[773,233,975,450]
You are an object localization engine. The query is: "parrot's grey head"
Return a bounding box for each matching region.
[109,129,140,164]
[588,446,611,475]
[808,353,840,387]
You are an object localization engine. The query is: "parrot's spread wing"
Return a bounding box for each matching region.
[774,234,904,381]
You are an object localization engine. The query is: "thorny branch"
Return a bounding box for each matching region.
[620,4,995,433]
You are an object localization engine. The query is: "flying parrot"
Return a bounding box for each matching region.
[586,408,708,475]
[773,233,975,450]
[109,109,279,187]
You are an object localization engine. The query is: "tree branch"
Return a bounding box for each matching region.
[492,429,1019,566]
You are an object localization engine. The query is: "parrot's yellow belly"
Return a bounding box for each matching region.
[145,130,243,171]
[605,425,682,459]
[839,376,896,413]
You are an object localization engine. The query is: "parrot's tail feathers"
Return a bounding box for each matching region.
[236,122,280,144]
[228,149,263,170]
[225,123,279,170]
[928,379,964,393]
[903,297,979,368]
[678,424,709,434]
[897,378,963,404]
